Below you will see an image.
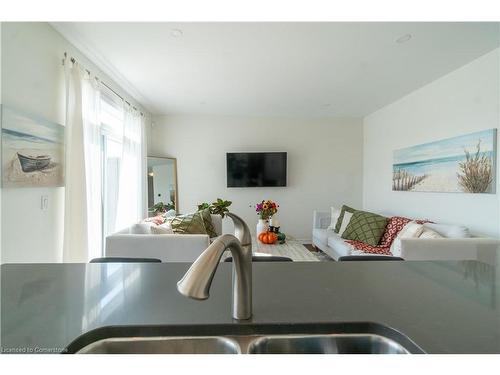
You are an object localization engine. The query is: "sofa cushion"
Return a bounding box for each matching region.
[423,223,470,238]
[334,205,357,233]
[327,233,355,257]
[341,210,388,246]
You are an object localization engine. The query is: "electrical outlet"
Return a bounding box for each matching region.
[41,195,49,211]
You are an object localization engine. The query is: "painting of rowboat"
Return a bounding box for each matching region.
[393,129,497,193]
[1,106,64,188]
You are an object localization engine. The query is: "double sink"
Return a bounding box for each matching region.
[67,322,423,354]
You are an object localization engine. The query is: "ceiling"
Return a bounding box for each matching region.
[52,22,499,117]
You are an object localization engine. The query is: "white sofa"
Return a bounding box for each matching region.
[312,210,499,261]
[105,214,222,262]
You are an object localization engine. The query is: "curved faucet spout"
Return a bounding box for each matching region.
[177,234,252,320]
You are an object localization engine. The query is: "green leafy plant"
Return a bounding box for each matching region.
[197,202,211,211]
[197,198,232,218]
[149,202,175,216]
[457,140,493,193]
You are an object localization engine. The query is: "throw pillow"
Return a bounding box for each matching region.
[151,224,174,235]
[130,223,155,234]
[419,227,443,239]
[389,221,425,257]
[378,216,412,247]
[327,206,342,231]
[334,205,357,233]
[199,208,218,238]
[338,211,354,236]
[170,210,209,235]
[341,210,389,246]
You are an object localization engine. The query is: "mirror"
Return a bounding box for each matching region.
[147,157,178,215]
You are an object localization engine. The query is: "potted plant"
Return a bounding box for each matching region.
[255,199,279,236]
[197,198,232,218]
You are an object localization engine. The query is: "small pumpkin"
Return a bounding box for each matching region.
[258,231,278,244]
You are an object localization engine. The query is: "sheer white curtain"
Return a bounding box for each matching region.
[115,105,144,231]
[64,62,103,262]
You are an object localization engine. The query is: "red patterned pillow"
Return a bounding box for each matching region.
[378,216,412,247]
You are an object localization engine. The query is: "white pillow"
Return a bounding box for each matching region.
[151,223,174,235]
[422,223,470,238]
[130,223,155,234]
[419,227,444,239]
[338,211,354,236]
[390,221,425,257]
[327,206,342,231]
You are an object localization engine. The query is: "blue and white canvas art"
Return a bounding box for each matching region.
[1,106,64,187]
[393,129,497,193]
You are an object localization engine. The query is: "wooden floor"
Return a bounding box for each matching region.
[303,244,335,261]
[303,244,317,252]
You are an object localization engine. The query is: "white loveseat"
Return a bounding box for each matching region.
[312,210,499,261]
[105,215,222,262]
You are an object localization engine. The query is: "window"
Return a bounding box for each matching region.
[100,89,125,248]
[98,86,144,253]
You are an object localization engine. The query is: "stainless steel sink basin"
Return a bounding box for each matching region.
[68,323,423,354]
[247,334,410,354]
[77,336,240,354]
[76,333,411,354]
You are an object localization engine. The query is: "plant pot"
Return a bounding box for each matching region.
[256,219,269,237]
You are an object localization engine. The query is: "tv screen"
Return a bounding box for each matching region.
[226,152,287,187]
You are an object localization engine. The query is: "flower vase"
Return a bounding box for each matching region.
[256,219,269,236]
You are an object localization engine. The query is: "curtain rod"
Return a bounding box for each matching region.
[63,52,144,117]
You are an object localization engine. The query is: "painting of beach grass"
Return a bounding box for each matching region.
[393,129,497,193]
[1,106,64,188]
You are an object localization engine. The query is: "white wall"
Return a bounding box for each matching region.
[363,49,500,237]
[1,23,149,263]
[150,115,363,241]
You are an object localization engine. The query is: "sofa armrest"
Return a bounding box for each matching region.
[400,238,500,264]
[313,210,331,229]
[105,234,211,262]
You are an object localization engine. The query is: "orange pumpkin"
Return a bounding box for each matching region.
[258,231,278,244]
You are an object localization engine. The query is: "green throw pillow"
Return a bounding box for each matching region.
[341,210,388,246]
[334,205,357,233]
[200,208,218,238]
[171,209,212,235]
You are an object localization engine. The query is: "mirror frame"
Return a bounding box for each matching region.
[147,156,179,214]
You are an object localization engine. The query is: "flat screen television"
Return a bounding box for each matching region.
[226,152,287,187]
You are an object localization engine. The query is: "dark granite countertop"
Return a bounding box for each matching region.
[1,260,499,353]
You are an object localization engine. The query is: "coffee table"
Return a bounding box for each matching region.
[252,235,319,262]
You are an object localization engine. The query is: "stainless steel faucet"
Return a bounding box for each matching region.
[177,213,253,320]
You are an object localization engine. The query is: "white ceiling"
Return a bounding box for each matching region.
[52,22,499,117]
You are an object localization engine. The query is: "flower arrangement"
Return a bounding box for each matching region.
[255,199,279,220]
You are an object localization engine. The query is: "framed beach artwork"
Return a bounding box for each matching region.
[1,105,65,188]
[393,129,497,193]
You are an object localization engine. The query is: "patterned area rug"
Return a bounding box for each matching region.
[303,244,335,261]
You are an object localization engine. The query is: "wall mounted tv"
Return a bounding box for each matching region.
[226,152,287,187]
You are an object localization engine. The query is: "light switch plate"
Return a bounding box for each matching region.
[41,195,49,210]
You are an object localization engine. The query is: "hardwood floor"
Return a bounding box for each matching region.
[303,244,335,261]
